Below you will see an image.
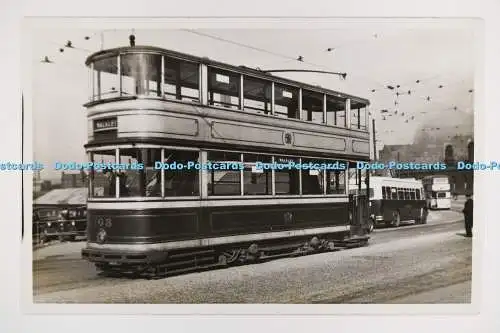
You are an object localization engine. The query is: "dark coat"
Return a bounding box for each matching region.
[462,198,473,218]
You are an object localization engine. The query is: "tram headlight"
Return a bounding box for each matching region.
[71,221,75,226]
[47,222,51,227]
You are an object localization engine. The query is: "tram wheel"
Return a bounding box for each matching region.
[392,211,401,227]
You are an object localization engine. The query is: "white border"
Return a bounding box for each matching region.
[0,0,497,332]
[23,16,482,315]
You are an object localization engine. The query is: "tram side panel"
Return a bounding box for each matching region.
[85,201,350,256]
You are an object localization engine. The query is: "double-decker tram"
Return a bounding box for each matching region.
[81,37,373,277]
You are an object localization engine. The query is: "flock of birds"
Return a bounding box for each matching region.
[40,32,473,143]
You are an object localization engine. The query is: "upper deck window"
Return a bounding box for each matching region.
[351,102,368,131]
[243,76,272,115]
[208,67,241,110]
[164,57,200,102]
[326,95,346,127]
[301,90,324,124]
[274,83,299,119]
[120,53,162,97]
[92,56,119,101]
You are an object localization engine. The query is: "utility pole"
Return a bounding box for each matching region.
[372,118,377,161]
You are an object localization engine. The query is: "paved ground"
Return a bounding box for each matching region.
[32,210,471,304]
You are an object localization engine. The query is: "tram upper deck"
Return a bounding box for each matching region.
[84,45,370,160]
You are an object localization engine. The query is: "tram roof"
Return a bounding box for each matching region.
[85,45,370,105]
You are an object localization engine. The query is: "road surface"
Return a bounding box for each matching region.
[33,210,471,303]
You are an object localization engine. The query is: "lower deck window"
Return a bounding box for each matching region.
[207,151,241,196]
[89,148,356,198]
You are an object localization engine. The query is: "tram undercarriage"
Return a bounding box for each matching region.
[83,230,369,278]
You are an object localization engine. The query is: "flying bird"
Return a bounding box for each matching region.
[41,56,53,63]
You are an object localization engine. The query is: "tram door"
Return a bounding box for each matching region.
[348,167,370,237]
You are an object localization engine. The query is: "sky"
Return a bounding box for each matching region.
[29,22,478,181]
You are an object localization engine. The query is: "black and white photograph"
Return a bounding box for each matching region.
[24,19,479,306]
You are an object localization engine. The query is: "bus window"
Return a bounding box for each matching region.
[326,169,346,194]
[207,151,241,196]
[416,189,421,199]
[410,189,416,200]
[301,90,324,124]
[397,188,405,200]
[208,67,241,110]
[243,153,272,195]
[391,187,398,200]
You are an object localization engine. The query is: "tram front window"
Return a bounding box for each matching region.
[119,148,162,197]
[326,169,346,194]
[92,57,119,101]
[121,53,162,97]
[90,150,117,197]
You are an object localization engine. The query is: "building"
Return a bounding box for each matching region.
[61,170,87,188]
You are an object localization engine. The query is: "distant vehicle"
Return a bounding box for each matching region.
[350,176,428,230]
[422,176,451,210]
[33,206,87,243]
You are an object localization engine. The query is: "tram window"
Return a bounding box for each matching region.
[301,158,324,195]
[391,187,398,200]
[275,156,300,195]
[163,150,200,197]
[118,148,143,197]
[208,68,241,110]
[410,189,416,200]
[274,84,299,119]
[207,151,241,196]
[351,103,367,130]
[326,169,346,194]
[164,57,200,102]
[397,188,405,200]
[326,95,346,127]
[243,76,272,115]
[382,186,389,199]
[243,154,272,195]
[90,150,116,197]
[301,90,324,124]
[120,53,162,97]
[404,188,411,200]
[92,57,119,101]
[416,189,421,200]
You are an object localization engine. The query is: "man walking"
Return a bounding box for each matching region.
[462,193,473,237]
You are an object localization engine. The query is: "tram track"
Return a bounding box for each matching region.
[33,218,466,300]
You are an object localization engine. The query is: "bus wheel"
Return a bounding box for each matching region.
[392,211,401,227]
